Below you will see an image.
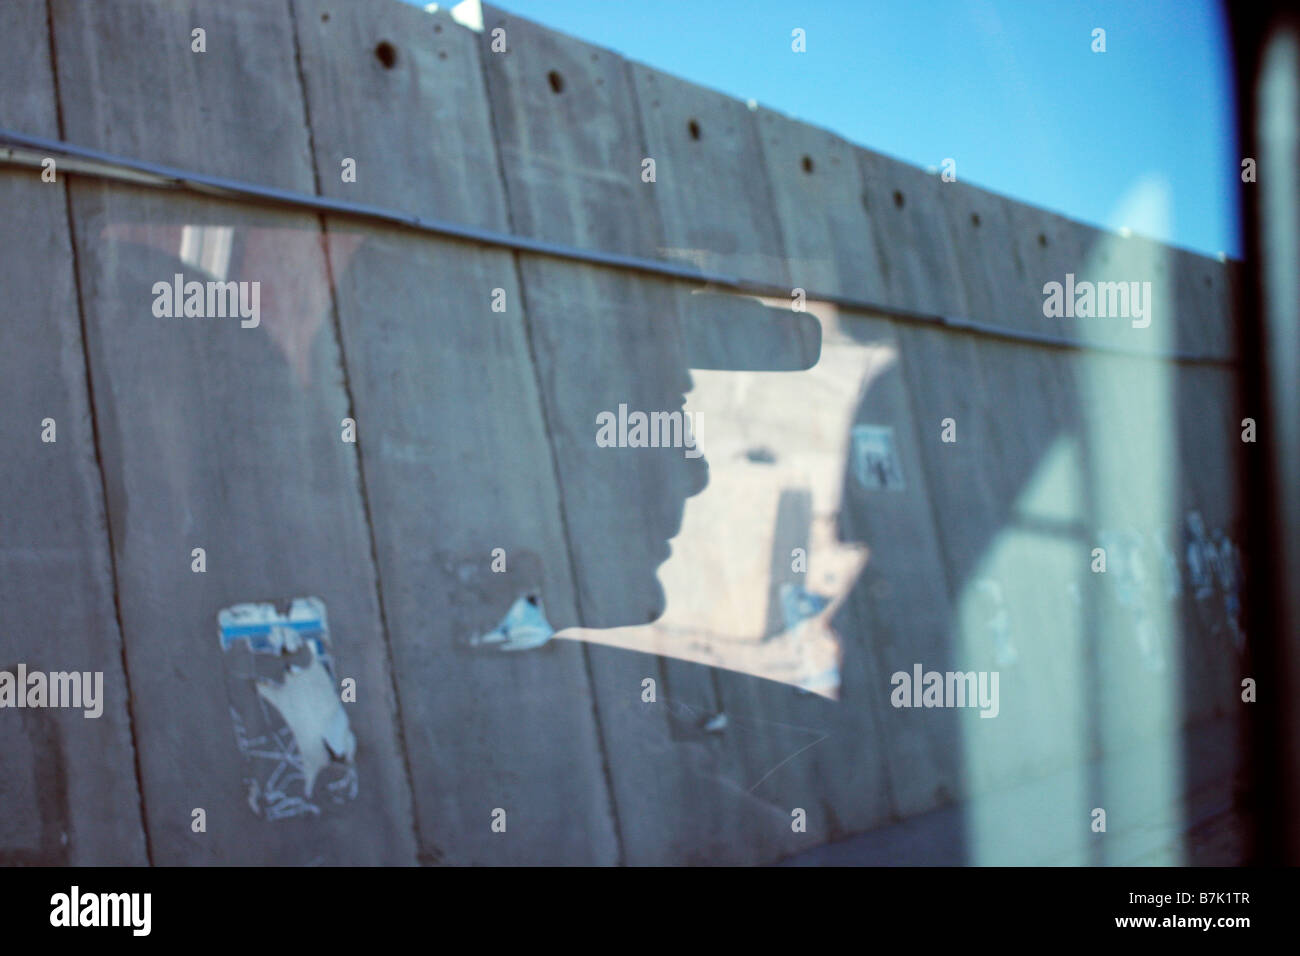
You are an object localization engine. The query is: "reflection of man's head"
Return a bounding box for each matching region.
[559,297,888,700]
[102,221,860,678]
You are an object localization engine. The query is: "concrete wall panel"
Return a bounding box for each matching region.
[478,4,796,865]
[755,108,960,824]
[857,149,970,319]
[627,64,789,286]
[753,110,888,303]
[0,0,148,866]
[290,0,617,864]
[868,154,1096,814]
[49,0,416,864]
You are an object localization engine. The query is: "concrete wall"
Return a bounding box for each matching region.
[0,0,146,866]
[0,0,1244,865]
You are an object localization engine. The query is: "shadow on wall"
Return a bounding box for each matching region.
[85,213,1245,865]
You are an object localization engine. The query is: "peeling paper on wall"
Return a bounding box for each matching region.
[467,593,555,652]
[218,598,358,821]
[779,583,831,632]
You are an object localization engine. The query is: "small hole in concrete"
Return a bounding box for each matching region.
[375,41,397,69]
[970,212,981,227]
[1204,275,1213,287]
[320,12,330,23]
[801,155,814,174]
[688,118,701,140]
[547,70,564,93]
[434,23,442,33]
[1038,233,1048,248]
[438,51,447,60]
[893,189,905,209]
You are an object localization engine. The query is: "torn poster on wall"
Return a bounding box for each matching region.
[217,598,357,821]
[467,592,555,652]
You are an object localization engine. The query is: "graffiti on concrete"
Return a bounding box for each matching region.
[1102,511,1245,667]
[969,511,1244,673]
[1205,522,1245,651]
[972,578,1018,668]
[1098,528,1166,672]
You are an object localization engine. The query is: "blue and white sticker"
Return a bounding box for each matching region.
[217,598,357,822]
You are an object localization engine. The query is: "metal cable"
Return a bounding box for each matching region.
[0,126,1235,366]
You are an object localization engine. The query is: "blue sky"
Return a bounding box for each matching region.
[414,0,1240,258]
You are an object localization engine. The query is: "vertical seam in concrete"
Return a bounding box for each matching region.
[44,0,154,866]
[621,56,729,721]
[285,0,423,861]
[747,101,797,294]
[893,327,961,609]
[507,261,631,863]
[473,37,626,865]
[1072,351,1105,866]
[508,258,627,863]
[888,323,963,821]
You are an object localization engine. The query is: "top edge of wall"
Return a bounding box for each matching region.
[456,0,1237,269]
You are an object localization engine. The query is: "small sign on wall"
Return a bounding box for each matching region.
[852,424,905,491]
